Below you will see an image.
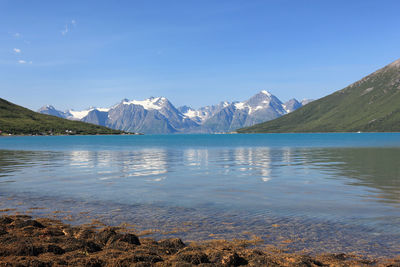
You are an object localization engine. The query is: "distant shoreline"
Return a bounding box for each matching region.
[3,132,400,137]
[0,132,142,137]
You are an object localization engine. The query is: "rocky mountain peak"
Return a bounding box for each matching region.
[245,90,281,108]
[388,58,400,68]
[283,99,301,113]
[260,90,272,96]
[178,105,193,114]
[38,105,56,111]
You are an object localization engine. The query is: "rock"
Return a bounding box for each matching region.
[133,263,161,267]
[174,249,209,264]
[84,241,102,253]
[130,253,163,263]
[0,216,13,225]
[118,233,140,245]
[75,228,96,239]
[29,220,45,228]
[46,244,65,255]
[40,227,65,237]
[0,226,8,235]
[63,238,102,253]
[158,238,186,250]
[221,252,247,266]
[299,255,324,266]
[115,257,158,266]
[22,226,37,234]
[26,259,52,267]
[84,258,104,267]
[97,227,119,245]
[115,253,163,265]
[12,219,45,229]
[140,237,158,245]
[63,238,85,252]
[208,250,248,266]
[327,253,347,260]
[157,238,186,255]
[14,242,44,256]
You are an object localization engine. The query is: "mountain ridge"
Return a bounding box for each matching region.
[238,58,400,133]
[39,91,312,134]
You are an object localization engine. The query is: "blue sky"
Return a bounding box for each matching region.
[1,0,400,111]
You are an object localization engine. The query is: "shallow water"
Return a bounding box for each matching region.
[0,133,399,256]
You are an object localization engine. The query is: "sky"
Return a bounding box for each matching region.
[1,0,400,111]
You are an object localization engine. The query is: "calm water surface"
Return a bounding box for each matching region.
[0,133,399,256]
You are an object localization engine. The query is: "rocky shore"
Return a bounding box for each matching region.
[0,215,399,266]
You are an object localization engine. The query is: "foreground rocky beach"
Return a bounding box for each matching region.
[0,215,399,266]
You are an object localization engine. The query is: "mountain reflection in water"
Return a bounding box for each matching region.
[0,139,399,256]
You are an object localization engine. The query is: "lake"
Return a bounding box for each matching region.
[0,133,399,257]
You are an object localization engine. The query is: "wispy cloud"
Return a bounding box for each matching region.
[13,48,21,53]
[61,24,69,35]
[17,60,32,65]
[61,19,77,35]
[12,32,30,44]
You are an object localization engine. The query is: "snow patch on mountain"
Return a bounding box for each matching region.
[183,109,200,118]
[67,107,110,120]
[234,102,246,110]
[68,109,93,120]
[122,97,167,110]
[260,90,271,96]
[179,101,231,124]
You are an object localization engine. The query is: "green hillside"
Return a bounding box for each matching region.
[0,98,125,135]
[238,59,400,133]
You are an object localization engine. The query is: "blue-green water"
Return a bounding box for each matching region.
[0,133,399,256]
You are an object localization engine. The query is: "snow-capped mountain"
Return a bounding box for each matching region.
[202,90,289,132]
[283,99,302,113]
[38,91,311,134]
[68,107,110,121]
[38,105,69,118]
[82,97,198,134]
[38,105,110,121]
[178,101,230,124]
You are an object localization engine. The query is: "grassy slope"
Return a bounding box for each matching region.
[238,59,400,133]
[0,98,124,135]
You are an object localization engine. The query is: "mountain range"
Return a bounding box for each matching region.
[238,58,400,133]
[38,91,311,134]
